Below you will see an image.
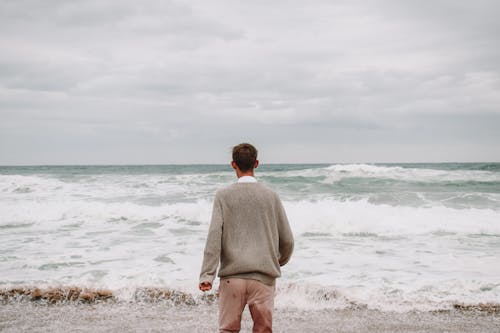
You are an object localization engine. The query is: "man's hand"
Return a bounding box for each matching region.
[199,281,212,292]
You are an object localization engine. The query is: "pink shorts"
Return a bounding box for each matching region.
[218,277,275,333]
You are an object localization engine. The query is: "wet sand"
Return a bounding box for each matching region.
[1,302,499,333]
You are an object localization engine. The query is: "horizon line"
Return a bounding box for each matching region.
[1,161,499,167]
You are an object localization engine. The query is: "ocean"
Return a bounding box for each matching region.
[1,163,499,312]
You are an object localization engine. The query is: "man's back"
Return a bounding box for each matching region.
[215,182,293,285]
[199,181,293,287]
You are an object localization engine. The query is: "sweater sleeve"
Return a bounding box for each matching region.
[276,194,294,266]
[199,193,223,285]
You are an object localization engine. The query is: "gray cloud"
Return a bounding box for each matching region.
[0,0,499,164]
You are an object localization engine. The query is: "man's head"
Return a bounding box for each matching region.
[232,143,258,173]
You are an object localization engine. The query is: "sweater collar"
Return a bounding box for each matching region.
[237,175,258,183]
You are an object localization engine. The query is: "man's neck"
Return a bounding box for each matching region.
[236,170,255,178]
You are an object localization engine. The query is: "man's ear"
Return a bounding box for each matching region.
[231,161,238,170]
[254,160,259,169]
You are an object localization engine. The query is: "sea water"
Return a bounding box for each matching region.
[1,163,499,311]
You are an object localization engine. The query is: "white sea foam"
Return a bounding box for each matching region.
[285,199,500,236]
[2,194,498,236]
[268,163,500,183]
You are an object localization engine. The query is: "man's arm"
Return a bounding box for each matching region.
[199,193,223,289]
[276,194,294,266]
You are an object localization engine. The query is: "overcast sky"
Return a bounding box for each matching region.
[1,0,499,165]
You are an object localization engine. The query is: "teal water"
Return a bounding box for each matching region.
[1,163,499,208]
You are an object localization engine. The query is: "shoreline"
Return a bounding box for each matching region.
[1,302,500,333]
[1,286,499,314]
[2,286,500,313]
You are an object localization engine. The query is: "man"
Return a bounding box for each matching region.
[199,143,294,333]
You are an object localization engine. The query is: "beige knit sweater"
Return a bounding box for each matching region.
[199,182,294,286]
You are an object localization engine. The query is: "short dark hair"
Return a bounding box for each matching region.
[232,143,258,172]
